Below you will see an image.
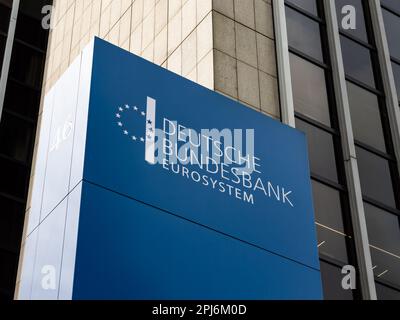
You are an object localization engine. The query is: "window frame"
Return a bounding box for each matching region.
[285,0,360,298]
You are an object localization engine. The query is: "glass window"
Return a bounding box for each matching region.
[0,34,5,75]
[0,196,24,253]
[376,282,400,300]
[9,42,44,88]
[0,0,13,6]
[312,180,349,263]
[381,0,400,14]
[286,6,323,61]
[335,0,369,43]
[15,7,49,50]
[382,9,400,61]
[0,113,34,163]
[347,82,386,152]
[0,250,18,295]
[341,36,376,88]
[356,147,396,207]
[296,119,339,183]
[4,80,41,119]
[320,261,354,300]
[365,203,400,260]
[0,1,11,33]
[19,0,52,20]
[392,61,400,103]
[0,157,29,199]
[365,203,400,289]
[290,53,331,126]
[286,0,318,16]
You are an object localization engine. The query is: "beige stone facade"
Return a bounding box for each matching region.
[43,0,279,119]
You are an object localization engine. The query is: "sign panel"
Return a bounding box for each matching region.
[84,38,319,269]
[73,181,321,300]
[18,38,322,300]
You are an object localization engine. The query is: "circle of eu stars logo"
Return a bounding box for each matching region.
[115,104,154,143]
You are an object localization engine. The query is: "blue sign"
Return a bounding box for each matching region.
[17,38,322,300]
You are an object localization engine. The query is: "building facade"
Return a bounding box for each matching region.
[4,0,399,300]
[282,0,400,299]
[0,0,51,300]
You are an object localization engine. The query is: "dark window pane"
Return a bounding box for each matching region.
[0,196,24,253]
[320,261,354,300]
[381,0,400,14]
[0,157,29,199]
[341,36,376,88]
[19,0,52,20]
[290,53,331,126]
[15,7,49,50]
[0,113,34,163]
[312,180,349,263]
[335,0,369,43]
[365,203,400,288]
[0,0,12,6]
[286,0,318,16]
[0,34,5,75]
[0,290,12,300]
[0,250,18,296]
[4,80,41,119]
[296,119,339,183]
[9,42,45,88]
[376,282,400,300]
[392,61,400,102]
[347,82,386,152]
[286,6,323,61]
[356,147,396,207]
[0,2,11,33]
[382,9,400,61]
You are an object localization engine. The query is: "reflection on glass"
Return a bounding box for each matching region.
[382,9,400,61]
[296,119,339,183]
[341,36,376,88]
[286,6,323,61]
[382,0,400,12]
[290,53,331,126]
[316,226,349,264]
[392,61,400,102]
[365,203,400,258]
[347,81,386,152]
[365,203,400,288]
[286,0,318,15]
[335,0,369,43]
[356,147,396,207]
[376,282,400,300]
[312,180,344,230]
[312,180,349,263]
